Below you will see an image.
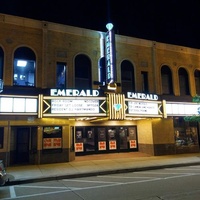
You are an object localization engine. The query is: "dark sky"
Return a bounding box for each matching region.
[1,0,200,49]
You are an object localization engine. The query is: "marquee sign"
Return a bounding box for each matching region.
[51,99,100,114]
[128,101,159,115]
[39,95,107,117]
[0,96,37,114]
[125,99,163,117]
[166,102,200,116]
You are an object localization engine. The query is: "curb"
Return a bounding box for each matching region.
[5,161,200,186]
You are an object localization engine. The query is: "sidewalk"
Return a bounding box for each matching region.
[5,152,200,185]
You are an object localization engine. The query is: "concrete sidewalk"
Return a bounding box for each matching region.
[5,152,200,185]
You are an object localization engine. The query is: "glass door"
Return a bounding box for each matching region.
[119,127,128,150]
[108,128,117,151]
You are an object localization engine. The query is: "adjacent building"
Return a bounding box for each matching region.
[0,13,200,166]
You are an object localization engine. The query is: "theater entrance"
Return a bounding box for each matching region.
[10,126,37,165]
[75,126,138,155]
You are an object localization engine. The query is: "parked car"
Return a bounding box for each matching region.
[0,160,7,186]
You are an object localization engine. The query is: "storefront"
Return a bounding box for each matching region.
[0,89,200,166]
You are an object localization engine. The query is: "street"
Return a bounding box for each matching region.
[1,165,200,199]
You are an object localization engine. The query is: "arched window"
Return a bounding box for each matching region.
[56,62,67,88]
[13,47,36,87]
[178,67,189,95]
[194,69,200,95]
[161,65,173,95]
[0,47,4,80]
[75,54,92,89]
[121,60,135,93]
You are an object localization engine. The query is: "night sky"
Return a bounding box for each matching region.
[1,0,200,49]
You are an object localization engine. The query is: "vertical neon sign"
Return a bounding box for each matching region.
[105,23,116,84]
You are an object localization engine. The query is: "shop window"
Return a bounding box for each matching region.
[56,62,66,88]
[174,117,198,147]
[0,127,3,149]
[161,65,173,95]
[43,126,62,153]
[75,54,92,89]
[194,69,200,95]
[141,71,148,93]
[13,47,36,87]
[178,67,189,95]
[0,47,4,81]
[121,60,135,93]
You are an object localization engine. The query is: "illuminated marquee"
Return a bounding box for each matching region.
[128,101,159,115]
[51,99,100,114]
[40,96,107,117]
[166,103,200,115]
[0,96,37,114]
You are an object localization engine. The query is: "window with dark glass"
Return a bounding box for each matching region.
[141,71,148,93]
[0,47,4,80]
[75,54,92,89]
[13,47,36,87]
[0,127,3,149]
[174,117,198,147]
[161,65,173,95]
[178,67,189,95]
[194,69,200,95]
[56,62,66,88]
[43,126,62,152]
[121,60,135,93]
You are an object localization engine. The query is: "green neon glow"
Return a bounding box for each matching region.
[106,23,113,31]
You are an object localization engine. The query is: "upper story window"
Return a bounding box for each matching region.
[178,67,189,95]
[75,54,92,89]
[194,69,200,95]
[13,47,36,87]
[161,65,173,95]
[121,60,135,93]
[0,47,4,80]
[141,71,149,93]
[56,62,66,88]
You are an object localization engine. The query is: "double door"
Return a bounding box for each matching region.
[75,126,138,155]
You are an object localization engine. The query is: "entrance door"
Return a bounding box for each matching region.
[118,127,128,150]
[16,128,30,163]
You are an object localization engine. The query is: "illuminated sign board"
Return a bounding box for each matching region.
[50,89,100,97]
[127,92,158,101]
[51,99,100,114]
[41,96,107,117]
[166,103,200,115]
[0,96,37,113]
[128,101,159,115]
[105,23,116,84]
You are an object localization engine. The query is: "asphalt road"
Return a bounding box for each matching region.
[1,165,200,200]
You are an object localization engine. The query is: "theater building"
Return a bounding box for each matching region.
[0,13,200,166]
